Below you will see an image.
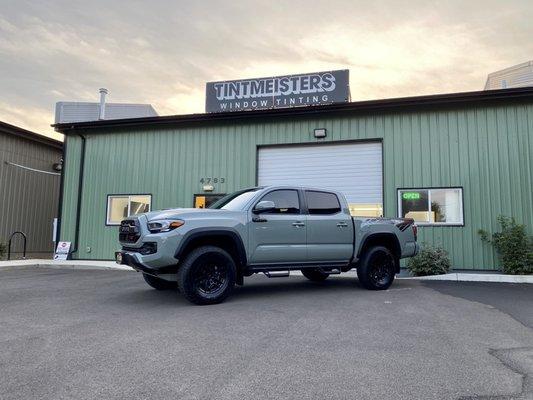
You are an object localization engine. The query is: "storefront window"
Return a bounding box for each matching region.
[107,194,151,225]
[398,188,463,225]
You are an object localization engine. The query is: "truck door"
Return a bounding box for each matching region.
[304,190,353,262]
[248,189,307,265]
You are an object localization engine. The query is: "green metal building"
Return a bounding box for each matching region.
[54,88,533,270]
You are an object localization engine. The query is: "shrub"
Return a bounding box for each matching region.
[478,216,533,275]
[0,242,5,260]
[407,243,451,276]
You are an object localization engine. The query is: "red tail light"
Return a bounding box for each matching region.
[412,224,418,240]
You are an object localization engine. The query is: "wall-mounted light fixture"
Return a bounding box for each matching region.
[314,128,327,139]
[52,161,63,172]
[202,184,214,192]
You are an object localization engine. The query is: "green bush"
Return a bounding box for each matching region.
[407,243,451,276]
[478,216,533,275]
[0,242,6,260]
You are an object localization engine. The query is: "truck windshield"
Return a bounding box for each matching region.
[209,188,261,211]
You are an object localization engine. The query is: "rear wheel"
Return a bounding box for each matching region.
[142,273,177,290]
[301,268,329,282]
[177,246,236,305]
[357,246,396,290]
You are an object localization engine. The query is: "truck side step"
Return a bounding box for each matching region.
[264,271,290,278]
[322,268,341,275]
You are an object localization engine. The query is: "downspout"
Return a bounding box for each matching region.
[55,135,68,246]
[71,132,87,255]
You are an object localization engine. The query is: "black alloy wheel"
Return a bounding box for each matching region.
[178,245,236,305]
[193,262,229,295]
[357,246,396,290]
[368,251,395,287]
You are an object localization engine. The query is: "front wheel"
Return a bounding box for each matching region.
[177,246,236,305]
[143,273,177,290]
[357,246,396,290]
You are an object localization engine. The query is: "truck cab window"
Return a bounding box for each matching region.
[259,190,300,214]
[306,191,341,214]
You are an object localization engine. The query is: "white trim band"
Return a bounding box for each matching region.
[4,161,60,176]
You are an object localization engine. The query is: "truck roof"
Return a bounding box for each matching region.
[258,185,343,193]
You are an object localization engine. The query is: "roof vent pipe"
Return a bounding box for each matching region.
[99,88,108,120]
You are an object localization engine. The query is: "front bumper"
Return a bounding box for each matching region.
[116,251,159,274]
[118,215,184,269]
[116,251,180,276]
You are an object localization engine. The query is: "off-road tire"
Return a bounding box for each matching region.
[177,245,236,305]
[142,273,177,290]
[357,246,396,290]
[301,268,329,282]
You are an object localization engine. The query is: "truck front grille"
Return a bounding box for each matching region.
[119,219,140,243]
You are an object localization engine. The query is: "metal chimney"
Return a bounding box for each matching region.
[99,88,108,120]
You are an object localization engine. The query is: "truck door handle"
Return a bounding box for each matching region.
[336,222,348,227]
[252,217,267,223]
[292,222,305,227]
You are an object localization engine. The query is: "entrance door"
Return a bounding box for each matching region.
[248,189,307,265]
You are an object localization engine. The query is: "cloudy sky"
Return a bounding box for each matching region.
[1,0,532,140]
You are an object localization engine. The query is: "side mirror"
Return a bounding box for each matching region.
[253,200,276,214]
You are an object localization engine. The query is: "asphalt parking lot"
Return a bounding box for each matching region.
[1,267,532,400]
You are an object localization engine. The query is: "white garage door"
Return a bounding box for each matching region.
[257,142,383,216]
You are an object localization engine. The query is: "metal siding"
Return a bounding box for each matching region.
[0,132,62,256]
[60,102,533,270]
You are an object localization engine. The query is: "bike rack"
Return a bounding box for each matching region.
[7,231,27,261]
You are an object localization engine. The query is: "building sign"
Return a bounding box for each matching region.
[205,70,349,113]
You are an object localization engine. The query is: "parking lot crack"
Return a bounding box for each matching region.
[459,347,533,399]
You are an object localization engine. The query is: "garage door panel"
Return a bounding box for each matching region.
[258,142,383,216]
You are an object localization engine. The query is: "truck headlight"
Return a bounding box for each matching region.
[147,219,184,233]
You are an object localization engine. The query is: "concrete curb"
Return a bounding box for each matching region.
[399,272,533,284]
[0,259,132,271]
[1,261,531,283]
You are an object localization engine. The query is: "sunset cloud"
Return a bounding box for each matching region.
[0,0,531,139]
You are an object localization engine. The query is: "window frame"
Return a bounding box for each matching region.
[106,194,152,226]
[304,190,342,215]
[254,189,303,215]
[397,187,464,226]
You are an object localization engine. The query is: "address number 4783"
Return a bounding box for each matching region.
[200,178,225,184]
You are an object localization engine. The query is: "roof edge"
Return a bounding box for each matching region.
[56,101,157,107]
[0,121,63,149]
[53,87,533,134]
[486,60,533,78]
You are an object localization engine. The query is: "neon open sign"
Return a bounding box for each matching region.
[402,192,421,200]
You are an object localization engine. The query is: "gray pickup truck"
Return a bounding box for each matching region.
[116,186,418,305]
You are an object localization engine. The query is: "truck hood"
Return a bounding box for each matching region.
[142,208,235,221]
